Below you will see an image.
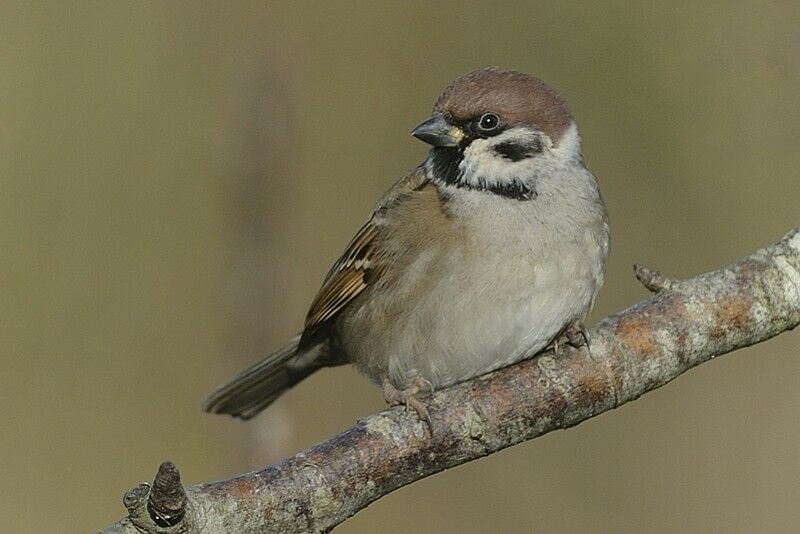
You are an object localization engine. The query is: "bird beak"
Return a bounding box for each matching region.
[411,114,465,147]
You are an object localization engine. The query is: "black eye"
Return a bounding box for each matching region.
[478,113,500,131]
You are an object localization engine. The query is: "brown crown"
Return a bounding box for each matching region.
[434,67,573,144]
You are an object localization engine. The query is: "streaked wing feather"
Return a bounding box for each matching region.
[303,169,427,332]
[304,222,376,328]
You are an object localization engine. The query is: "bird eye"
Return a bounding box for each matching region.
[477,113,500,131]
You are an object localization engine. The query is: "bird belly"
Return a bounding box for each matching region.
[336,240,601,391]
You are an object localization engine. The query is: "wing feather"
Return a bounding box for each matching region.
[304,222,377,328]
[302,169,427,333]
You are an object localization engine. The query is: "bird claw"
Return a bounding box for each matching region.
[550,321,591,356]
[564,321,591,350]
[382,376,434,434]
[551,337,560,357]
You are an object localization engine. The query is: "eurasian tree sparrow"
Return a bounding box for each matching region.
[205,67,610,423]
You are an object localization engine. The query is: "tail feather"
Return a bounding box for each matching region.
[203,335,319,420]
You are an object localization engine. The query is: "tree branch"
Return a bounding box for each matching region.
[102,228,800,534]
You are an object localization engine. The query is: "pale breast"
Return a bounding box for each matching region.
[334,180,608,391]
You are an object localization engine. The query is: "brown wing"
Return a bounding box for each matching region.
[304,221,379,328]
[302,168,428,335]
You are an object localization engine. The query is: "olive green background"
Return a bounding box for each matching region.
[2,2,799,533]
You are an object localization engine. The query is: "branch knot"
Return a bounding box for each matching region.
[147,461,187,528]
[634,263,674,293]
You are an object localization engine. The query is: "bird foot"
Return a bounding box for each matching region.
[550,321,591,356]
[564,321,591,349]
[382,376,433,432]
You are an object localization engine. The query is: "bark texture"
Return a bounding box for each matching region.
[102,228,800,534]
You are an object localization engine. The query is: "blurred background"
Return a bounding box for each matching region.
[2,2,799,532]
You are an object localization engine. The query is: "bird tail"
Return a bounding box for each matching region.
[203,335,321,420]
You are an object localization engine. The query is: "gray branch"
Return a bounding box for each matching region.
[102,228,800,534]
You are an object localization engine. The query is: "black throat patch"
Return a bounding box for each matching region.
[426,147,537,201]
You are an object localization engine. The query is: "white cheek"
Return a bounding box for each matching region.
[458,129,546,187]
[459,139,510,183]
[456,122,583,190]
[551,122,582,162]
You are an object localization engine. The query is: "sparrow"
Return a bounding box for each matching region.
[204,67,610,424]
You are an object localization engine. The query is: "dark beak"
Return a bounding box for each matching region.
[411,114,465,147]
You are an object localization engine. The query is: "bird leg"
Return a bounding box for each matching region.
[382,375,433,431]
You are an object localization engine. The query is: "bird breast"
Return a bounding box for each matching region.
[335,175,608,391]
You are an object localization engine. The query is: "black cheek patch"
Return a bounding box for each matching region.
[494,137,543,162]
